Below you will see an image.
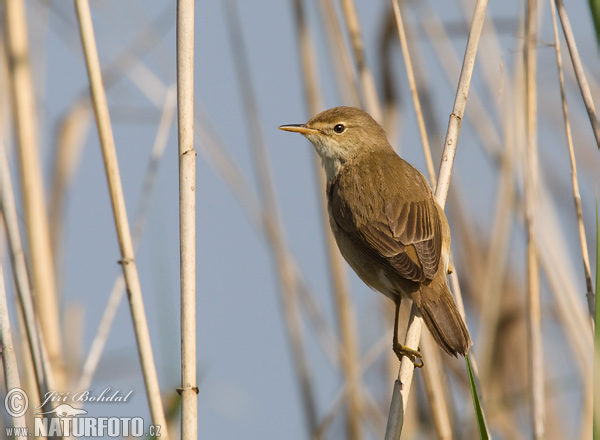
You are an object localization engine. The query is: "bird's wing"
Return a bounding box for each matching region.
[329,155,442,282]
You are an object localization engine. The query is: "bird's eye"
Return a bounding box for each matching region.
[333,124,345,134]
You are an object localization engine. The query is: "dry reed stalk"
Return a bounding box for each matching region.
[317,0,361,107]
[385,0,488,436]
[76,88,176,393]
[523,1,544,437]
[434,0,487,206]
[13,304,37,430]
[0,37,9,138]
[124,40,453,438]
[549,0,595,326]
[5,0,65,390]
[176,0,198,437]
[74,0,169,435]
[554,0,600,149]
[339,0,382,121]
[527,169,593,370]
[0,265,27,438]
[292,0,363,438]
[0,142,53,401]
[224,0,318,432]
[537,201,593,371]
[391,0,436,186]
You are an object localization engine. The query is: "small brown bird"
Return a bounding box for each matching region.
[279,106,471,366]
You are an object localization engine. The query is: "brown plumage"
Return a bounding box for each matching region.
[279,106,471,363]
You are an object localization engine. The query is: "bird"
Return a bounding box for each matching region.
[279,106,471,366]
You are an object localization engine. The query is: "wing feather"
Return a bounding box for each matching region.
[328,152,443,282]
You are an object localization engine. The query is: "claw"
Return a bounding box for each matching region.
[393,343,424,368]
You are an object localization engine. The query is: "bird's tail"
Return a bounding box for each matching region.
[415,276,471,357]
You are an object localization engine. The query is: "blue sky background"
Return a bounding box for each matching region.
[2,0,600,438]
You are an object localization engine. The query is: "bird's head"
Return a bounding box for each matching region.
[279,106,390,180]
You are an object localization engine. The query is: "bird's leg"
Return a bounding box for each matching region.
[392,299,424,368]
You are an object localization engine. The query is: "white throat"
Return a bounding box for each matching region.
[306,134,347,182]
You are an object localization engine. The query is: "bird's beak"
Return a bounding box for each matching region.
[278,124,319,135]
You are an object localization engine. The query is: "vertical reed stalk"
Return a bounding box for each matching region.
[524,0,544,437]
[0,265,27,438]
[0,142,52,402]
[391,0,436,186]
[549,0,595,326]
[5,0,65,390]
[554,0,600,149]
[74,1,169,435]
[177,0,198,438]
[434,0,488,206]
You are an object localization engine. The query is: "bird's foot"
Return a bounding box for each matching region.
[393,343,424,368]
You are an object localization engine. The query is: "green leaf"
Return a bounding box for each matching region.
[466,354,490,440]
[590,0,600,46]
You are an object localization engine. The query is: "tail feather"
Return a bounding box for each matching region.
[414,277,471,357]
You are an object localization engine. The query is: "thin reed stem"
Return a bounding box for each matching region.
[74,0,169,435]
[5,0,65,389]
[0,142,53,403]
[549,0,595,326]
[177,0,198,437]
[0,265,27,437]
[554,0,600,149]
[524,0,544,437]
[391,0,436,186]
